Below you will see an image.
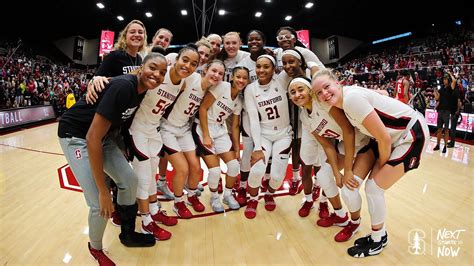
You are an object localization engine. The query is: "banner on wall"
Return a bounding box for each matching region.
[328,36,339,60]
[73,37,84,61]
[425,109,473,132]
[99,30,115,57]
[296,30,310,49]
[0,106,55,129]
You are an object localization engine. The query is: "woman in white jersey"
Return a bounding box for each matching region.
[160,60,230,218]
[243,55,293,219]
[218,31,250,82]
[274,26,324,74]
[234,30,272,206]
[289,77,376,243]
[192,65,249,212]
[126,45,199,239]
[312,69,429,257]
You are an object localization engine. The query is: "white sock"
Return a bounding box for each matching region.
[320,195,327,203]
[249,195,258,201]
[352,217,361,224]
[158,175,166,185]
[371,225,386,242]
[211,191,219,199]
[265,191,274,196]
[187,189,196,197]
[305,193,313,202]
[174,195,184,203]
[149,201,159,215]
[334,208,346,218]
[292,169,300,181]
[141,213,153,226]
[224,187,232,197]
[240,180,247,188]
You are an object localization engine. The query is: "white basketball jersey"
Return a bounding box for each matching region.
[236,56,257,83]
[244,76,290,135]
[223,50,250,82]
[133,66,183,127]
[342,86,417,143]
[162,73,204,127]
[197,81,242,125]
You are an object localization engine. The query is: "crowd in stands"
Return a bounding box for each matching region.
[0,30,472,116]
[0,41,94,116]
[333,30,473,114]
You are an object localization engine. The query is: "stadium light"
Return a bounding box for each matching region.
[285,15,292,21]
[181,10,188,15]
[305,2,314,8]
[255,12,262,17]
[96,3,105,9]
[145,12,152,18]
[117,16,124,21]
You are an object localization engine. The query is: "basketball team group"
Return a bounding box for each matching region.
[57,19,430,265]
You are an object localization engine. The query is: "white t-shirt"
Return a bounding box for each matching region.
[195,81,242,125]
[162,72,204,127]
[342,86,417,143]
[223,50,250,82]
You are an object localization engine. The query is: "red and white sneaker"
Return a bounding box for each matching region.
[298,200,314,217]
[334,221,360,242]
[245,199,258,219]
[312,185,321,201]
[88,242,116,266]
[316,212,349,227]
[289,179,303,195]
[151,210,178,226]
[141,222,172,241]
[260,178,269,193]
[235,187,247,206]
[264,194,276,211]
[173,201,193,219]
[187,195,205,212]
[109,211,121,227]
[318,201,330,219]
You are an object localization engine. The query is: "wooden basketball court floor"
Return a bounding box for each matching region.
[0,122,472,265]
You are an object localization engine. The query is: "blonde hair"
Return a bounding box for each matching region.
[195,37,211,50]
[223,31,242,42]
[311,68,339,102]
[114,20,147,52]
[153,28,173,41]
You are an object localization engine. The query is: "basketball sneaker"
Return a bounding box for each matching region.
[316,212,349,227]
[141,222,172,241]
[210,196,225,213]
[151,210,178,226]
[260,178,269,193]
[289,179,302,195]
[173,201,193,219]
[334,221,360,242]
[318,201,330,218]
[244,199,258,219]
[264,194,276,211]
[88,242,115,266]
[298,200,314,217]
[157,180,174,200]
[223,193,240,210]
[187,195,205,212]
[110,211,121,227]
[235,187,247,206]
[312,185,321,201]
[354,233,388,247]
[348,235,386,258]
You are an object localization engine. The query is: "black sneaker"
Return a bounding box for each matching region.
[354,233,388,247]
[447,142,455,148]
[348,235,386,258]
[433,144,440,151]
[442,146,447,153]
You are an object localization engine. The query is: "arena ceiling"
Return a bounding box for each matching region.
[5,0,471,46]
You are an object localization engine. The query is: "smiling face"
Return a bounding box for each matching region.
[208,35,222,55]
[277,29,296,50]
[255,57,275,85]
[311,74,342,107]
[288,81,311,107]
[152,29,172,49]
[174,49,199,78]
[139,56,168,90]
[232,68,249,91]
[204,62,225,86]
[282,54,302,78]
[197,45,211,66]
[223,34,241,58]
[125,22,145,51]
[247,31,264,54]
